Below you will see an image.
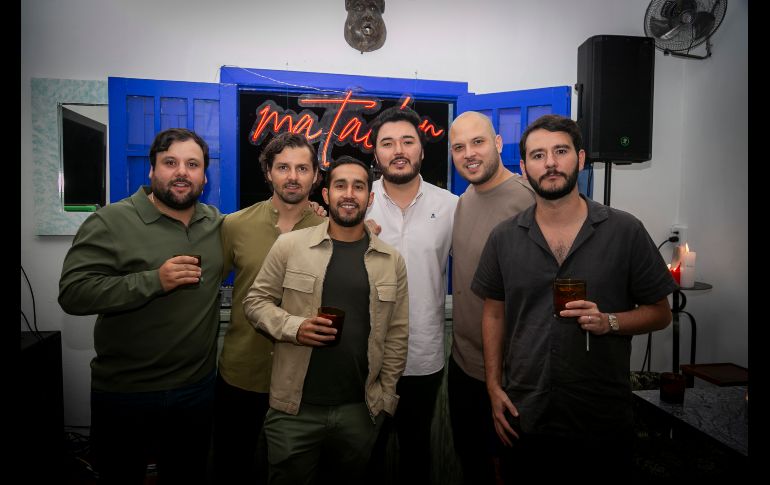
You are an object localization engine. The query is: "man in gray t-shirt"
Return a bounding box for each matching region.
[447,111,535,484]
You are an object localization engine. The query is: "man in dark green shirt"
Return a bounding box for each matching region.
[59,128,223,484]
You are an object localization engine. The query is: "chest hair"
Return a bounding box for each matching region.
[540,221,584,266]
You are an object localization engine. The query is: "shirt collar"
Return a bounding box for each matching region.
[306,218,391,255]
[518,193,609,229]
[134,185,211,225]
[378,174,425,209]
[266,197,314,223]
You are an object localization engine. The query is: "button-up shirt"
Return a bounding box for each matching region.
[367,176,458,376]
[472,196,677,436]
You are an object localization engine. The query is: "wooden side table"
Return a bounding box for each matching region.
[680,363,748,387]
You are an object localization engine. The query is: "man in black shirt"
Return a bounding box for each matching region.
[472,115,677,482]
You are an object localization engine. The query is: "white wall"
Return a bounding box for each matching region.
[21,0,748,426]
[678,0,748,365]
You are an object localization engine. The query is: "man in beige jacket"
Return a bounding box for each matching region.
[243,156,409,485]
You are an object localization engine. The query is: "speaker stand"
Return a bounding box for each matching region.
[603,161,612,206]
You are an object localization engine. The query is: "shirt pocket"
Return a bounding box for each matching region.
[373,283,397,340]
[282,270,316,315]
[376,284,397,302]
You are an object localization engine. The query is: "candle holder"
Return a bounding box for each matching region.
[668,262,681,285]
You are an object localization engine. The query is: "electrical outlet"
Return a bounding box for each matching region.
[670,224,687,245]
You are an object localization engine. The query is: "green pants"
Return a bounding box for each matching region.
[264,401,384,485]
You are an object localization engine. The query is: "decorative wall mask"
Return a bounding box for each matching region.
[344,0,386,53]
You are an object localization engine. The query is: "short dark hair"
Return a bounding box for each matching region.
[149,128,209,170]
[519,114,583,161]
[326,155,373,191]
[369,106,426,148]
[259,133,320,189]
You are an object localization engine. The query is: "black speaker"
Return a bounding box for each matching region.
[577,35,655,163]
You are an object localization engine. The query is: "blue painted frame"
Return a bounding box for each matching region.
[108,77,238,213]
[108,69,586,213]
[218,69,587,198]
[219,67,468,194]
[457,86,571,127]
[219,67,469,100]
[456,86,594,199]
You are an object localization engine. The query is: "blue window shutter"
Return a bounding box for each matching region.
[108,77,237,213]
[454,86,591,198]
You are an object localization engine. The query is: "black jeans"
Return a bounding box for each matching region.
[368,368,444,485]
[90,371,215,485]
[212,373,270,484]
[447,355,501,485]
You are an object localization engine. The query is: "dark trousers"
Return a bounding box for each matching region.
[369,368,444,485]
[90,371,215,485]
[212,373,270,484]
[264,402,383,485]
[500,431,633,484]
[447,355,501,485]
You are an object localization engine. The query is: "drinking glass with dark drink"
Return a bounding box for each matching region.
[317,306,345,346]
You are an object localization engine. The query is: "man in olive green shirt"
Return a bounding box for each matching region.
[214,133,324,483]
[59,128,223,484]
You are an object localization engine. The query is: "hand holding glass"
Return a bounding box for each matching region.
[553,279,589,350]
[317,307,345,346]
[173,254,201,289]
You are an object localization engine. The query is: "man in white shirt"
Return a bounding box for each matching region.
[365,106,458,485]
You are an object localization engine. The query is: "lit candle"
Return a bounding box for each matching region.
[680,244,696,288]
[668,262,681,285]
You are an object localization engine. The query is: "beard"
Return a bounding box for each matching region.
[464,157,500,187]
[380,157,421,185]
[527,164,579,201]
[274,182,310,205]
[329,199,367,228]
[151,177,204,210]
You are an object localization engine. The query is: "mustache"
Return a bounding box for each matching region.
[540,170,566,182]
[169,177,192,186]
[336,198,360,207]
[389,157,410,165]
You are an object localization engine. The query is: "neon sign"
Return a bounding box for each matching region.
[249,91,445,169]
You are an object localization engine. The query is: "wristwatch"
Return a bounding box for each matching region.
[608,313,619,332]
